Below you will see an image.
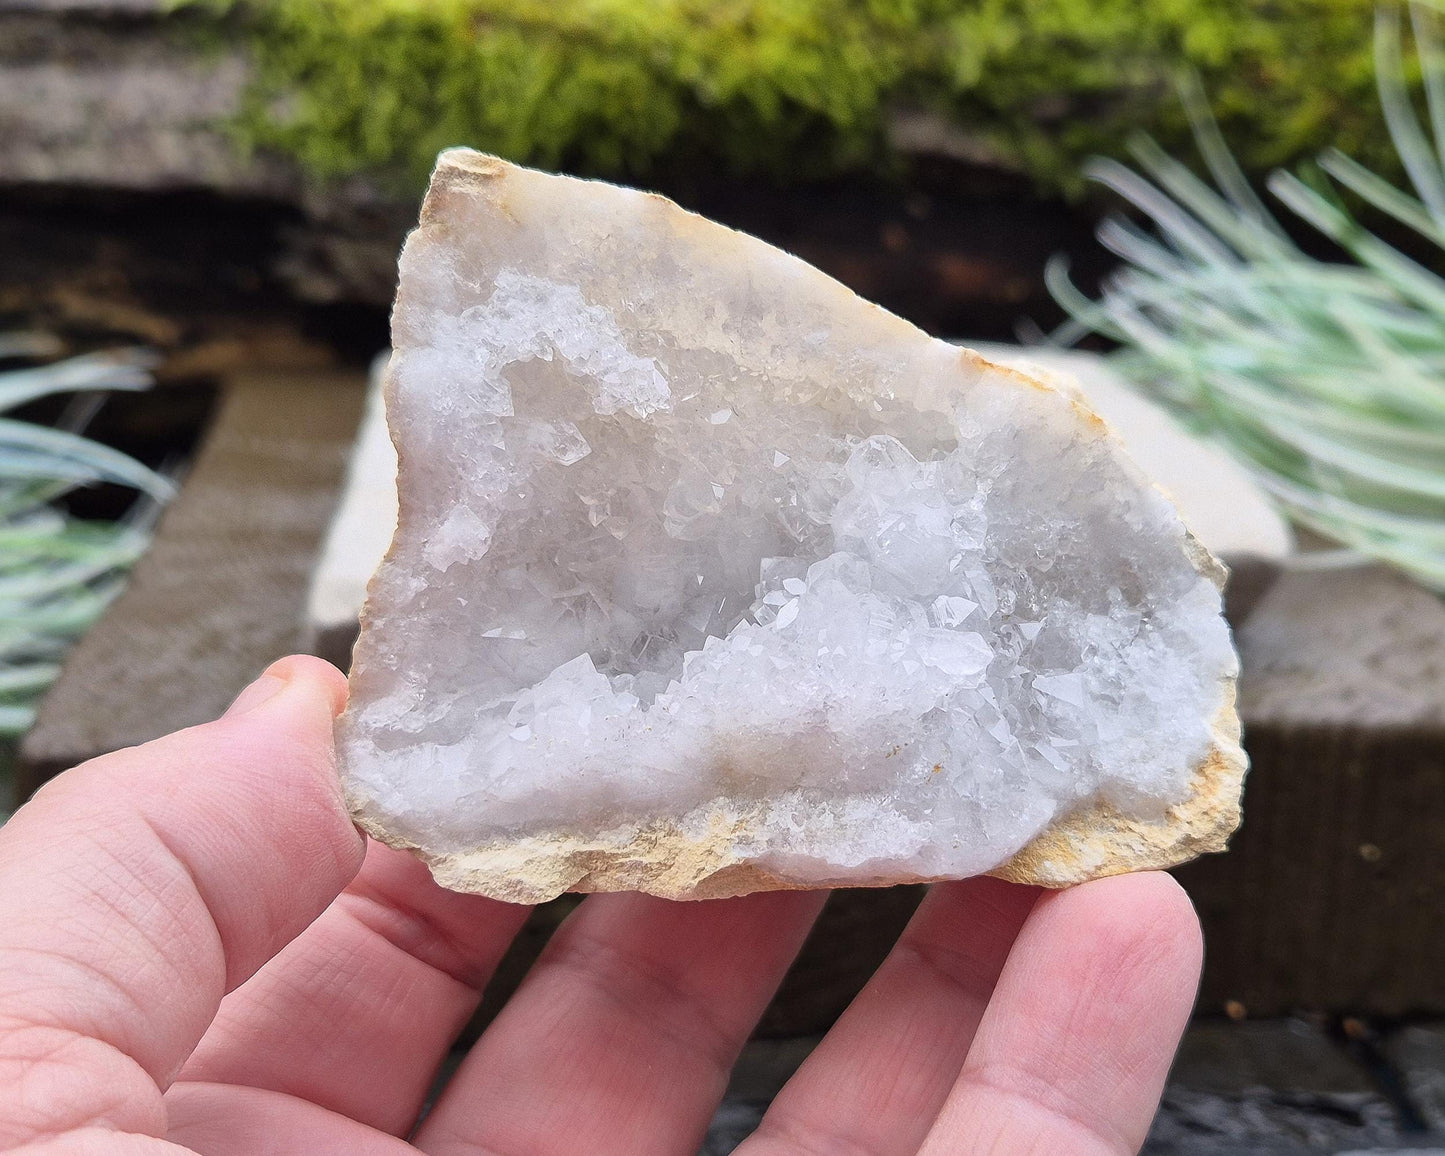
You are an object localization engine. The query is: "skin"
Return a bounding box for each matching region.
[0,655,1203,1155]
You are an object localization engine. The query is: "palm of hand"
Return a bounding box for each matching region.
[0,659,1200,1155]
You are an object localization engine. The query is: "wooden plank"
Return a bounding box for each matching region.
[1177,564,1445,1016]
[15,370,367,798]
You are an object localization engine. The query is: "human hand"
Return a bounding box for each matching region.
[0,656,1202,1155]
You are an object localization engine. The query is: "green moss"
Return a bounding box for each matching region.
[195,0,1390,195]
[932,0,1387,192]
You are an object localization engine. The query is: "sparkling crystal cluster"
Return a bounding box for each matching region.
[339,151,1244,900]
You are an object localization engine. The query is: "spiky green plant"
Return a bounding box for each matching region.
[0,340,173,739]
[1051,4,1445,589]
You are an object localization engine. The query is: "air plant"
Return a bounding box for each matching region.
[0,338,173,739]
[1051,4,1445,590]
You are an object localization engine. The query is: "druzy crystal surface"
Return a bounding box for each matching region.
[339,151,1242,900]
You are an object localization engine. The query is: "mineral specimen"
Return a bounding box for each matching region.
[338,149,1245,902]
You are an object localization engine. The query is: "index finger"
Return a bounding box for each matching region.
[0,656,364,1148]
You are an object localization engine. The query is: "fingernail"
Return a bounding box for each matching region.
[224,671,288,717]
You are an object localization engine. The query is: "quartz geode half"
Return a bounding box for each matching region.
[338,149,1246,903]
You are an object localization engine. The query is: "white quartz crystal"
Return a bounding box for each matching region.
[339,150,1244,901]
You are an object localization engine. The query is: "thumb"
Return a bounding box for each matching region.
[0,656,365,1148]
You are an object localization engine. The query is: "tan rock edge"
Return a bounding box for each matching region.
[342,149,1247,903]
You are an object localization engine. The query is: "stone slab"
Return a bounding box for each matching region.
[306,353,396,646]
[1388,1025,1445,1131]
[1237,566,1445,728]
[1169,1020,1377,1094]
[1143,1020,1404,1153]
[972,342,1293,562]
[695,1020,1443,1155]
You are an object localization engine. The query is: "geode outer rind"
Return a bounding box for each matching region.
[339,149,1246,903]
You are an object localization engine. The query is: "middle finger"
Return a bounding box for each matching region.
[414,886,825,1156]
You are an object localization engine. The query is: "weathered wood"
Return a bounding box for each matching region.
[0,2,1109,339]
[0,2,283,195]
[1177,565,1445,1016]
[0,1,409,345]
[14,370,366,799]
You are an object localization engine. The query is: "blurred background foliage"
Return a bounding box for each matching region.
[191,0,1387,196]
[0,344,170,744]
[1053,6,1445,589]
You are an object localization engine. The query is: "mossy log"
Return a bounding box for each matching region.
[2,0,1396,201]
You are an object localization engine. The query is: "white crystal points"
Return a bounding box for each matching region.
[338,150,1245,903]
